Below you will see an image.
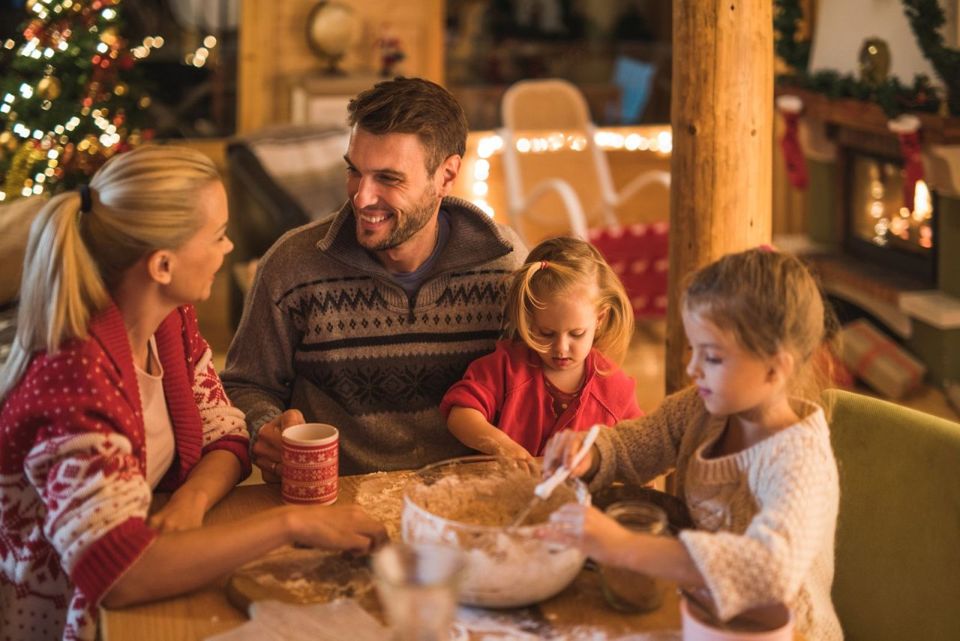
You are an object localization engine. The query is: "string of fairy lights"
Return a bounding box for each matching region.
[467,128,672,217]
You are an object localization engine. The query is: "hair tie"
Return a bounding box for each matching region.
[539,260,549,271]
[78,184,92,214]
[758,243,776,253]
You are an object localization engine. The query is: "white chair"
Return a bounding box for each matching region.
[498,78,669,245]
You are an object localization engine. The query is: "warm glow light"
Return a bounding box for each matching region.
[912,180,932,222]
[473,159,490,180]
[468,127,671,220]
[473,199,494,217]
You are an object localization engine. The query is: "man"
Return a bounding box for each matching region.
[222,77,527,477]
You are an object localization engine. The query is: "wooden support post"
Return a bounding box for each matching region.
[667,0,774,393]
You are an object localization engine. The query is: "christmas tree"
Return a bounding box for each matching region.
[0,0,153,203]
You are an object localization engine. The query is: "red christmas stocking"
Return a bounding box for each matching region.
[776,95,808,190]
[888,115,923,211]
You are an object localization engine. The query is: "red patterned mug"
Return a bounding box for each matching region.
[280,423,339,505]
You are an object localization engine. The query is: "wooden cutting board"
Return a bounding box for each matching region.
[225,546,385,620]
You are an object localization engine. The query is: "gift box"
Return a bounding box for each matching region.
[588,222,669,320]
[839,319,926,399]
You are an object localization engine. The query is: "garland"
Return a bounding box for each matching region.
[774,0,959,117]
[902,0,960,115]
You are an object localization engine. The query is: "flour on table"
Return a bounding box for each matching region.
[453,606,681,641]
[205,599,387,641]
[234,547,374,604]
[355,470,416,540]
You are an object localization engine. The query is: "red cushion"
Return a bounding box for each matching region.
[588,222,669,319]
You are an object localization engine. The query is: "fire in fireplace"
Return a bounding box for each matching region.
[846,152,937,286]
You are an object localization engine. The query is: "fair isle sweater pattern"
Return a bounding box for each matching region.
[0,305,250,641]
[223,197,528,474]
[284,272,507,415]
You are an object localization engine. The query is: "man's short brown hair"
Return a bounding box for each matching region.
[347,77,468,174]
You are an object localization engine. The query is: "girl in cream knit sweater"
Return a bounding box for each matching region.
[542,248,842,641]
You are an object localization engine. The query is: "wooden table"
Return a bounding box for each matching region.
[100,474,795,640]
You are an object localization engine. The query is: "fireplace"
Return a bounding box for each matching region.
[777,87,960,386]
[845,152,937,286]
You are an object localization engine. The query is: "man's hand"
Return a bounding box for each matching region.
[253,409,305,483]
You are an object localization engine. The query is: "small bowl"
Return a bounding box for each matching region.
[401,455,588,608]
[682,598,793,641]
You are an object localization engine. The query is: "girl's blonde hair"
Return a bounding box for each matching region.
[0,145,220,398]
[503,236,634,365]
[682,248,836,405]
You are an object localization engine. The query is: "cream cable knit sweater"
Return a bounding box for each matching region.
[592,386,842,641]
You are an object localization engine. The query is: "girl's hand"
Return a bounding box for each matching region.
[542,429,595,479]
[483,436,535,462]
[148,488,208,533]
[538,503,634,566]
[288,505,388,554]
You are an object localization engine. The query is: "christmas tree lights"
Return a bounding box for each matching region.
[0,0,156,203]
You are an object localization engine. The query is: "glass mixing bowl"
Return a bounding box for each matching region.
[401,455,589,608]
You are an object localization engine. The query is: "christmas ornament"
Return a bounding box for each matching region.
[37,76,62,100]
[100,26,119,47]
[887,114,923,211]
[776,95,809,190]
[858,38,891,87]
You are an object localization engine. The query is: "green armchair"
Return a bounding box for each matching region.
[826,389,960,641]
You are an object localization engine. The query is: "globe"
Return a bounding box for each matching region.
[306,1,359,75]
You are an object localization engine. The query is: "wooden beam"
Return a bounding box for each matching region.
[667,0,774,392]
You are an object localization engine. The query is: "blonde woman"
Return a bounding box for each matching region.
[0,146,386,641]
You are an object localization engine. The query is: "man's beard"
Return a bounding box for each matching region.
[360,184,439,252]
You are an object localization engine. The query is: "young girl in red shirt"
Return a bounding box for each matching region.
[441,236,642,459]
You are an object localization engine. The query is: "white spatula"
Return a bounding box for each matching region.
[508,424,601,528]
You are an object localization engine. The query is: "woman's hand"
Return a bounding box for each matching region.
[253,409,305,483]
[287,505,388,554]
[148,488,208,533]
[542,429,596,479]
[538,503,635,566]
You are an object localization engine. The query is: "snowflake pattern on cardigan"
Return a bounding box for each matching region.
[0,304,249,641]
